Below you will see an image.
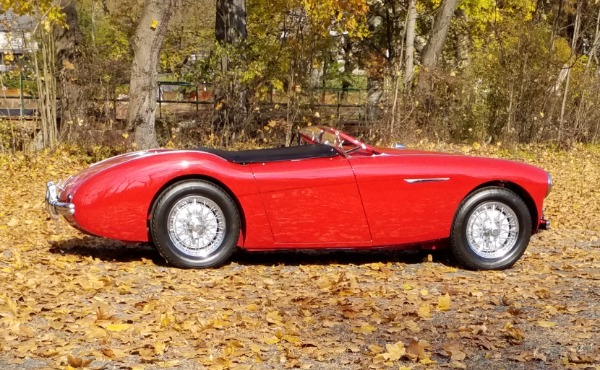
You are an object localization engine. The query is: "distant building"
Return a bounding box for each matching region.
[0,12,37,72]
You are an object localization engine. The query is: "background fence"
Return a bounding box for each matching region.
[0,74,36,118]
[0,80,370,124]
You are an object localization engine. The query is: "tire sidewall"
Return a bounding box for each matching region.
[151,181,240,268]
[451,188,532,270]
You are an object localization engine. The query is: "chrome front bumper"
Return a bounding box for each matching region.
[45,181,75,218]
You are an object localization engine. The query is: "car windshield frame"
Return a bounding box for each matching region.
[298,126,378,156]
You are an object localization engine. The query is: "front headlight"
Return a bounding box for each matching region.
[546,172,553,197]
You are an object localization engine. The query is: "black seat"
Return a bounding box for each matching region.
[196,143,339,164]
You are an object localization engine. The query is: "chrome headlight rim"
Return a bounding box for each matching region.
[546,172,553,197]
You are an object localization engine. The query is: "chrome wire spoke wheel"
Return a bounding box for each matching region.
[466,201,519,259]
[451,187,531,270]
[167,195,226,257]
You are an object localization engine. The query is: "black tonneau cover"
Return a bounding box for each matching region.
[197,143,338,164]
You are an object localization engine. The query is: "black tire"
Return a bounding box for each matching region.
[150,180,240,268]
[450,187,532,270]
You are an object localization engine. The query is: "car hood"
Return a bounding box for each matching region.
[375,145,548,179]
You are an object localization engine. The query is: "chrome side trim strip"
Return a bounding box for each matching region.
[404,177,450,184]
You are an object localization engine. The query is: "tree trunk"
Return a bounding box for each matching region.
[421,0,459,67]
[214,0,247,131]
[216,0,247,44]
[558,0,581,143]
[366,76,383,122]
[585,5,600,72]
[127,0,175,149]
[573,3,600,138]
[549,0,563,56]
[55,0,83,141]
[403,0,417,88]
[341,36,354,101]
[33,31,58,150]
[453,9,470,68]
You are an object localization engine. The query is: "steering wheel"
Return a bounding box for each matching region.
[288,130,304,146]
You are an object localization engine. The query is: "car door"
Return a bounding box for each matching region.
[349,153,462,246]
[250,155,372,245]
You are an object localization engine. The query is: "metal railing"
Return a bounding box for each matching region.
[0,73,33,118]
[1,80,369,123]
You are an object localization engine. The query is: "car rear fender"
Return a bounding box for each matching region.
[70,151,272,244]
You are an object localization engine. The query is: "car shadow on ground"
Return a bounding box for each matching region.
[48,236,165,266]
[232,248,455,267]
[49,236,457,268]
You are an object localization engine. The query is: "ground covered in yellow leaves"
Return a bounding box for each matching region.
[0,144,599,369]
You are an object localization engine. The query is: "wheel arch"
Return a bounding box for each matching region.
[147,174,247,245]
[468,180,538,233]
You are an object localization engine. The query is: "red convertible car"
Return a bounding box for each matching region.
[45,126,551,270]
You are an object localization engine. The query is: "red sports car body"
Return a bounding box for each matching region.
[46,127,551,270]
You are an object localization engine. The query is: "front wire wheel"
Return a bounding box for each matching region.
[151,180,240,268]
[466,201,519,259]
[450,187,532,270]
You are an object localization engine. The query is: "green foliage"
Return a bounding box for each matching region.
[0,119,13,151]
[245,0,369,92]
[78,7,130,61]
[1,0,66,28]
[402,0,600,144]
[0,70,20,88]
[160,2,215,78]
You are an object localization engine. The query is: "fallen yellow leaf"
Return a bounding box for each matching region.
[353,324,377,334]
[369,344,384,354]
[438,293,451,311]
[105,323,131,332]
[382,341,405,361]
[537,320,557,328]
[418,303,431,319]
[264,336,280,344]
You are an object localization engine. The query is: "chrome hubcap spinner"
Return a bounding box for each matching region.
[167,195,226,257]
[466,201,519,259]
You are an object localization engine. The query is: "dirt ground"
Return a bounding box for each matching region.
[0,144,598,369]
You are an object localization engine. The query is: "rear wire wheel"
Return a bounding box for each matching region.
[450,187,532,270]
[151,180,240,268]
